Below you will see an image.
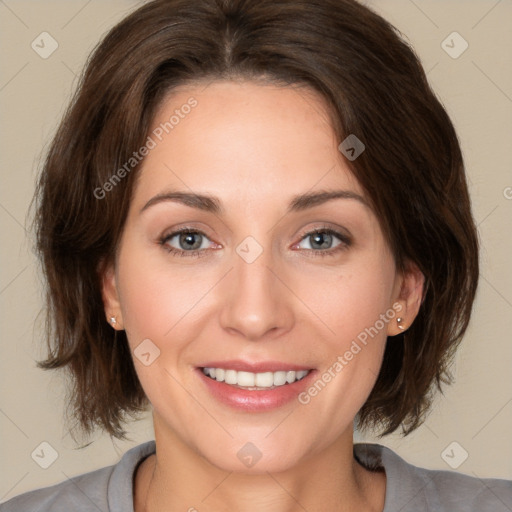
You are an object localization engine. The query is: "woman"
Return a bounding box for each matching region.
[1,0,510,511]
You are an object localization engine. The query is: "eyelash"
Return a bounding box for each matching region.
[158,226,351,259]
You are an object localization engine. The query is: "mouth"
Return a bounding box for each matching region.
[200,367,311,390]
[196,360,316,411]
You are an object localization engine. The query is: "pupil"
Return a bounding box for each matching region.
[312,232,331,249]
[180,232,201,250]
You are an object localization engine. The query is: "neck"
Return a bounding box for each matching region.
[135,417,385,512]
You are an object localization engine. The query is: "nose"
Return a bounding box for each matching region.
[219,243,294,341]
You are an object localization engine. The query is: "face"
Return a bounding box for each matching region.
[103,80,412,473]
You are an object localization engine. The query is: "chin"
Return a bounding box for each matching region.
[196,436,310,475]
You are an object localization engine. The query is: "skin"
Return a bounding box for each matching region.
[102,80,424,512]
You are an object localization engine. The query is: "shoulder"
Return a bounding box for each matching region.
[354,443,512,512]
[0,465,114,512]
[0,440,156,512]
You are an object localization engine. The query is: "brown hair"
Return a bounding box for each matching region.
[35,0,479,442]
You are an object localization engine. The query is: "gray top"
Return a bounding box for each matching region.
[1,441,511,511]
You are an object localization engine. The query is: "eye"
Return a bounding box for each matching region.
[294,228,351,257]
[158,226,351,259]
[159,228,215,258]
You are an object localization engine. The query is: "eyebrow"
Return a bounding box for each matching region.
[140,188,369,215]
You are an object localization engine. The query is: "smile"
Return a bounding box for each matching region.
[201,367,311,390]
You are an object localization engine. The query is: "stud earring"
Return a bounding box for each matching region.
[396,317,405,330]
[110,316,117,326]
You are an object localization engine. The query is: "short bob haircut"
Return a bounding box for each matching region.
[35,0,479,442]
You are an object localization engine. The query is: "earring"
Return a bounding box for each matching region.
[396,317,405,330]
[110,316,117,326]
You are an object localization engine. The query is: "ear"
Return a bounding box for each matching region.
[99,259,124,330]
[387,259,425,336]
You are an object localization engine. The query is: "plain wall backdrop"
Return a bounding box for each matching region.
[1,0,511,502]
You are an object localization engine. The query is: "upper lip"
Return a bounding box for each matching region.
[198,360,313,373]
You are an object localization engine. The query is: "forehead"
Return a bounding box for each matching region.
[134,80,365,209]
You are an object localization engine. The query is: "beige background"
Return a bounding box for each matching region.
[1,0,511,502]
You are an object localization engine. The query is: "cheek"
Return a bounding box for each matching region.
[295,253,396,416]
[114,243,211,407]
[115,240,210,347]
[297,254,396,346]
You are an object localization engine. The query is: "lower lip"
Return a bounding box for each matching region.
[196,368,317,411]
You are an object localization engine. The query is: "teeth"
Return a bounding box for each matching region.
[238,371,255,387]
[202,367,311,388]
[255,372,273,387]
[225,369,237,385]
